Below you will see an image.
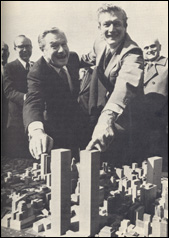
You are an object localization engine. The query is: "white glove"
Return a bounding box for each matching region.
[29,129,53,160]
[86,110,116,152]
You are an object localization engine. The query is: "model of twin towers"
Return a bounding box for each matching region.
[49,149,100,237]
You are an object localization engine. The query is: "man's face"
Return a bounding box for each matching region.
[143,40,161,61]
[99,11,126,49]
[1,44,9,66]
[14,37,32,62]
[43,32,69,68]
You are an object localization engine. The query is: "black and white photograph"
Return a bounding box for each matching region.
[1,1,168,237]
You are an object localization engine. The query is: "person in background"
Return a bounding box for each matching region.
[81,3,144,167]
[1,42,10,72]
[1,42,10,156]
[23,27,81,161]
[3,35,33,158]
[142,38,168,171]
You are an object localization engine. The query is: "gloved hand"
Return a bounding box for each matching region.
[86,110,116,152]
[29,129,53,160]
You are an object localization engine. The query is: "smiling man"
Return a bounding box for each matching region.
[81,3,144,167]
[142,38,168,170]
[23,27,80,160]
[3,35,33,158]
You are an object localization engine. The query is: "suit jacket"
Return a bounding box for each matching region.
[23,52,80,148]
[144,56,168,96]
[143,56,168,128]
[83,33,144,131]
[3,59,29,128]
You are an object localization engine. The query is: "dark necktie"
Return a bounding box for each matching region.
[59,67,74,93]
[59,68,69,85]
[104,49,112,70]
[25,62,30,73]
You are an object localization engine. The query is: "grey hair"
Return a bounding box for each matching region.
[97,3,128,27]
[38,27,67,51]
[14,35,32,48]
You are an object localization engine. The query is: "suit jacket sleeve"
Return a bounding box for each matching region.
[105,49,144,111]
[23,65,45,132]
[3,64,25,106]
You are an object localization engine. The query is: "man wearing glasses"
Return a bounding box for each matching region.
[3,35,33,158]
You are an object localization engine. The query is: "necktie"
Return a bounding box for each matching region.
[25,62,30,73]
[59,67,74,94]
[144,62,155,79]
[59,68,69,85]
[146,62,154,71]
[104,49,112,69]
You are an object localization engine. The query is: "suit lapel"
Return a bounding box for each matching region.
[96,47,106,67]
[104,53,119,78]
[144,64,158,84]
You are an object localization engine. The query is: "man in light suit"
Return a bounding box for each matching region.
[82,3,144,166]
[143,38,168,170]
[3,35,33,158]
[23,27,80,160]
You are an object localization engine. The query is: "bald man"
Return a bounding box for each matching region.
[142,38,168,170]
[3,35,33,158]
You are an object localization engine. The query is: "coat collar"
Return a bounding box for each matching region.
[144,56,168,67]
[144,56,168,83]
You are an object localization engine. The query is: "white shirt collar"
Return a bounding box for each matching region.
[18,57,30,69]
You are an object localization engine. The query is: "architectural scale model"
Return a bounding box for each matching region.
[1,150,168,237]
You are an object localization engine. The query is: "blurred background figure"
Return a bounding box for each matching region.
[142,37,168,171]
[3,35,33,159]
[1,42,10,70]
[1,42,10,157]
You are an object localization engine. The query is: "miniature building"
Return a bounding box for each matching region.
[147,157,163,190]
[140,183,157,213]
[79,150,100,237]
[1,148,168,237]
[50,149,71,236]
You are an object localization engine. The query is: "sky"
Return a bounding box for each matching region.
[1,1,168,62]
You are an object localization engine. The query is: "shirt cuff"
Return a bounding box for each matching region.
[28,121,44,136]
[102,103,123,115]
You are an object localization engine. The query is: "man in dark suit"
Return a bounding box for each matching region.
[1,42,10,156]
[142,38,168,170]
[23,27,80,160]
[1,42,10,70]
[3,35,33,158]
[82,3,144,167]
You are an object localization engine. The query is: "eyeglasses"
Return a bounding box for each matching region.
[144,44,156,50]
[15,45,32,49]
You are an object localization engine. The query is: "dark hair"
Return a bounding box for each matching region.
[97,3,128,27]
[38,27,67,51]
